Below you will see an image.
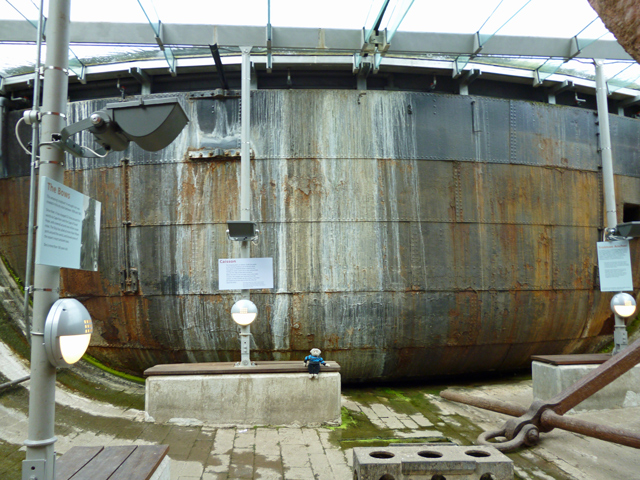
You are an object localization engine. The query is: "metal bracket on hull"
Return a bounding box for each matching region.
[187,148,253,160]
[188,90,240,100]
[120,268,138,295]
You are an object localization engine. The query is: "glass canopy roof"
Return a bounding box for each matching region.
[1,0,639,94]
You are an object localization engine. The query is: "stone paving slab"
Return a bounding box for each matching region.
[2,342,640,480]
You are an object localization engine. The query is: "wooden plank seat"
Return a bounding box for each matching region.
[531,354,612,366]
[56,445,168,480]
[144,360,340,376]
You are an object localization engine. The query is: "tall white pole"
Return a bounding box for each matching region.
[238,46,253,367]
[22,1,70,479]
[240,46,252,227]
[595,60,617,230]
[595,60,629,353]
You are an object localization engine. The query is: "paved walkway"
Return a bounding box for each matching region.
[2,335,640,479]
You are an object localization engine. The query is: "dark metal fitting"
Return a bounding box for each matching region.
[31,287,59,293]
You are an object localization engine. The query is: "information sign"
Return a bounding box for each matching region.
[597,240,633,292]
[35,177,101,271]
[218,258,274,290]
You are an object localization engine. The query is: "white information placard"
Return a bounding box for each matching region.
[597,240,633,292]
[35,177,101,271]
[219,258,274,290]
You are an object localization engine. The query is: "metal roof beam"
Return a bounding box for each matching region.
[618,95,640,108]
[0,21,633,61]
[136,0,177,75]
[385,0,415,43]
[129,67,152,94]
[209,44,229,90]
[457,69,481,95]
[475,0,532,53]
[5,0,43,30]
[364,0,390,44]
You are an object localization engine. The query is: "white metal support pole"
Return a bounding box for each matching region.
[22,1,70,479]
[239,45,253,367]
[240,46,251,227]
[595,60,617,230]
[596,60,628,353]
[613,312,629,355]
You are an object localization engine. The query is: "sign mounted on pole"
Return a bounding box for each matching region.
[596,240,633,292]
[218,258,274,290]
[35,176,101,271]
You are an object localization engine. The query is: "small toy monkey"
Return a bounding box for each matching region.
[304,348,329,379]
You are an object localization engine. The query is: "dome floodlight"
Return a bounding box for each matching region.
[56,97,188,157]
[611,292,636,355]
[231,299,258,326]
[231,299,257,367]
[44,299,93,368]
[611,292,637,318]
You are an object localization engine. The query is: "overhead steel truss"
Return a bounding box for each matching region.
[0,20,632,61]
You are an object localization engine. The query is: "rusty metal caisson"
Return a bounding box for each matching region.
[2,89,640,382]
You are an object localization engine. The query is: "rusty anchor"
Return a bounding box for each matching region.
[441,336,640,452]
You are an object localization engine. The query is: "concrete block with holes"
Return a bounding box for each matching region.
[352,444,513,480]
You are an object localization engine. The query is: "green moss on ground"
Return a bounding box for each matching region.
[0,439,23,480]
[82,355,145,385]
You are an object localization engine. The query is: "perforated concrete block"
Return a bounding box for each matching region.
[353,444,513,480]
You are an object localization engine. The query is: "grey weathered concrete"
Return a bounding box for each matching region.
[532,360,640,412]
[145,372,341,426]
[150,456,171,480]
[353,444,514,480]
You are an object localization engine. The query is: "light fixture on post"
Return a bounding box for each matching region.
[44,299,93,368]
[610,292,637,355]
[614,221,640,238]
[51,96,188,158]
[227,221,258,242]
[231,299,257,367]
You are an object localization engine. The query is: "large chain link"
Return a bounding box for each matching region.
[477,424,540,452]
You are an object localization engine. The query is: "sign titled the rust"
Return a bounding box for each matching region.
[218,258,274,290]
[597,240,633,292]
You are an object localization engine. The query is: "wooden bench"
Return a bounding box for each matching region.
[144,360,340,376]
[56,445,169,480]
[531,354,612,366]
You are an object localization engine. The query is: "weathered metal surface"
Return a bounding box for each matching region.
[2,90,640,381]
[611,115,640,177]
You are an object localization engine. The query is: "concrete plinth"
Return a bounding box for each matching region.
[145,366,341,426]
[353,445,513,480]
[532,360,640,412]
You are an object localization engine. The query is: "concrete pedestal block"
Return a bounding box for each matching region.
[532,361,640,412]
[145,372,341,426]
[353,444,513,480]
